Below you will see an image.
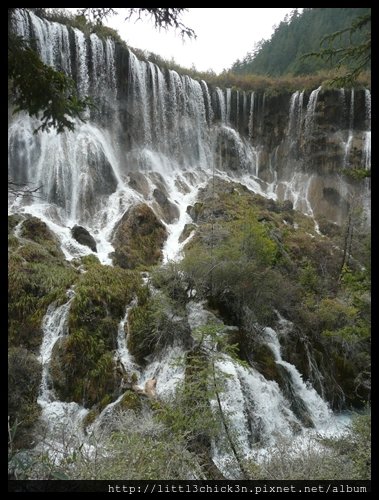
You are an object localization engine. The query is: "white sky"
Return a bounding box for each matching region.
[69,8,300,74]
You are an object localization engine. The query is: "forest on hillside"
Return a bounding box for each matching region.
[231,8,371,77]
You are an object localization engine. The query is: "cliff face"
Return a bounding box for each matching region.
[10,10,371,236]
[211,86,371,225]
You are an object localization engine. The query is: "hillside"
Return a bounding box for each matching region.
[231,8,371,77]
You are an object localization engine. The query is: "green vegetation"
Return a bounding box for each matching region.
[8,215,77,449]
[303,12,371,86]
[231,8,370,81]
[341,167,371,181]
[8,215,78,350]
[111,204,167,270]
[50,255,141,406]
[180,178,370,408]
[8,347,42,450]
[128,280,190,364]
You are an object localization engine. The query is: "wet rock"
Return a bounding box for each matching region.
[128,172,150,198]
[282,199,294,211]
[187,202,204,223]
[179,223,197,243]
[153,188,179,223]
[71,225,97,252]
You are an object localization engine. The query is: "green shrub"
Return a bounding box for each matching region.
[128,289,189,364]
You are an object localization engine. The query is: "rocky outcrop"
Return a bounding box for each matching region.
[153,188,179,224]
[111,203,167,269]
[20,216,58,245]
[71,225,97,252]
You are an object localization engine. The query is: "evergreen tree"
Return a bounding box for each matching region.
[231,8,370,79]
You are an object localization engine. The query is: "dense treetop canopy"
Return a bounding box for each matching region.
[231,8,370,80]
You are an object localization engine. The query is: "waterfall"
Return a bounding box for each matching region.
[8,12,369,482]
[215,87,226,123]
[38,290,75,406]
[248,91,255,140]
[288,90,304,150]
[116,299,140,375]
[90,35,117,107]
[363,89,371,170]
[304,86,321,138]
[365,88,371,127]
[226,88,232,125]
[186,301,346,479]
[9,9,371,263]
[235,90,239,129]
[288,91,299,139]
[343,89,355,168]
[36,290,90,461]
[262,327,332,427]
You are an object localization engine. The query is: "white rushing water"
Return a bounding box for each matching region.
[263,327,332,426]
[116,300,140,375]
[36,289,90,463]
[8,10,368,479]
[38,290,75,406]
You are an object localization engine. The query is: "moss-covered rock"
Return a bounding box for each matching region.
[111,203,167,269]
[50,257,142,407]
[8,216,78,350]
[252,343,282,382]
[8,214,24,233]
[21,216,56,243]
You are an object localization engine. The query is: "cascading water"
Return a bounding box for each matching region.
[304,85,322,138]
[248,91,255,140]
[38,291,75,407]
[343,89,355,168]
[363,89,371,170]
[116,299,140,376]
[116,295,187,401]
[8,10,368,478]
[262,327,332,427]
[36,290,90,461]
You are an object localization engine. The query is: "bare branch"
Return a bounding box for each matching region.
[8,179,43,199]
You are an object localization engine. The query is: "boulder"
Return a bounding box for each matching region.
[71,225,97,252]
[153,188,179,223]
[111,203,167,269]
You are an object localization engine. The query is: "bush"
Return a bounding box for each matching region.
[244,411,370,479]
[128,289,191,364]
[14,409,204,480]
